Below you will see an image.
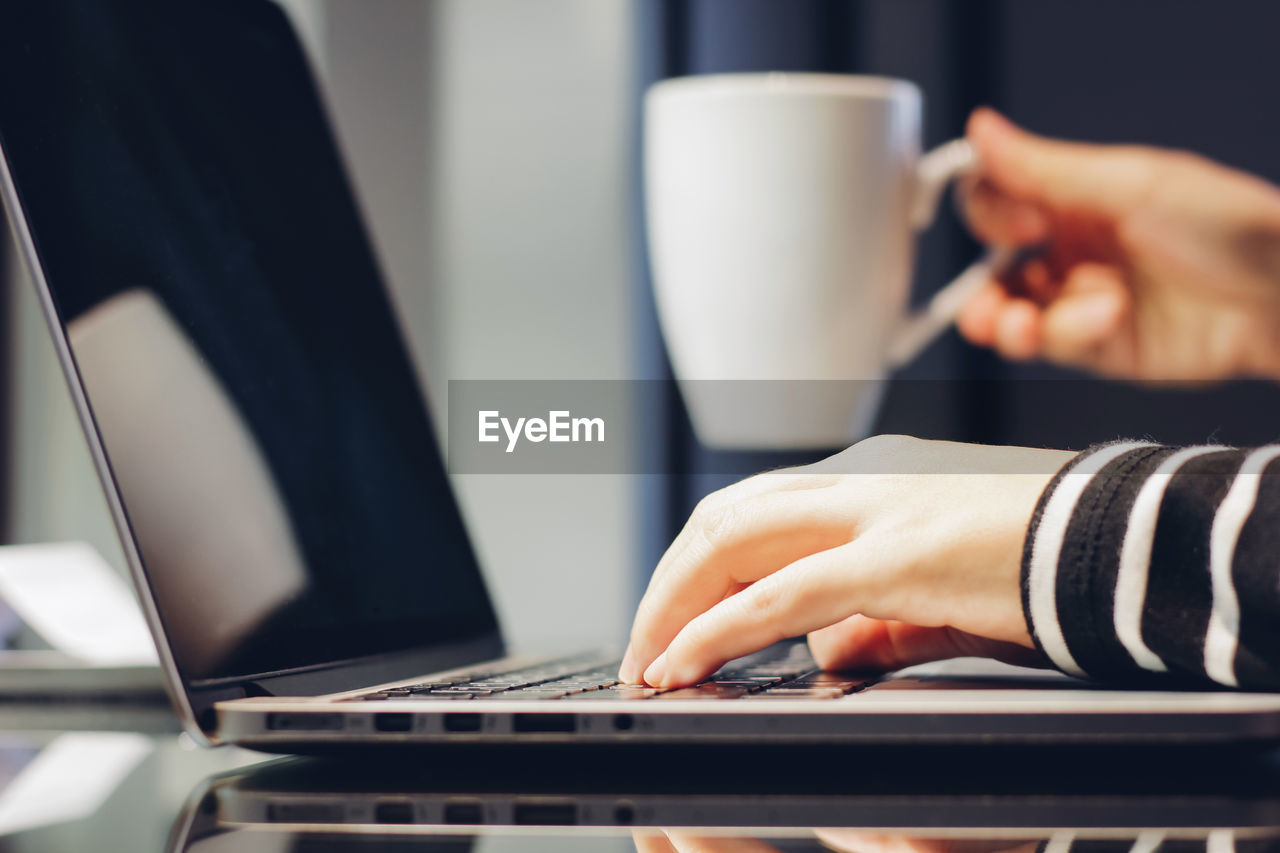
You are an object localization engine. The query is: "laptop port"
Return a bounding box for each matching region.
[443,713,483,733]
[374,713,413,732]
[267,803,344,823]
[444,801,484,824]
[374,801,414,824]
[512,713,575,733]
[514,802,577,825]
[266,713,343,732]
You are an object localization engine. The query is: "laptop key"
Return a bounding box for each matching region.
[802,677,872,693]
[535,680,614,693]
[562,688,663,700]
[745,688,846,699]
[378,657,627,704]
[768,673,872,694]
[654,685,750,700]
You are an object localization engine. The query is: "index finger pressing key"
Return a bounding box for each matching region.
[643,544,866,688]
[622,488,851,684]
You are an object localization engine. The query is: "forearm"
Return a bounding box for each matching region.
[1023,441,1280,688]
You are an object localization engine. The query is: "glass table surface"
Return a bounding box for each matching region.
[0,703,1278,853]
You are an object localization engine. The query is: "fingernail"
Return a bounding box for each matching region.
[618,643,637,683]
[643,652,669,687]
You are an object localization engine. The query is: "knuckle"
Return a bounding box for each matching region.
[668,614,722,666]
[844,434,919,472]
[784,567,832,621]
[855,433,916,454]
[1151,146,1204,172]
[1112,146,1179,214]
[688,494,716,525]
[678,612,717,649]
[1113,143,1163,165]
[741,579,790,629]
[706,500,740,538]
[689,488,730,527]
[1143,148,1199,192]
[695,500,745,550]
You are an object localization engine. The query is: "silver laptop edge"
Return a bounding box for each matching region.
[0,148,206,739]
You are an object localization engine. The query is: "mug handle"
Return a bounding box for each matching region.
[886,138,1014,368]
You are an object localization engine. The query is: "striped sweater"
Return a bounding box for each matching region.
[1022,441,1280,690]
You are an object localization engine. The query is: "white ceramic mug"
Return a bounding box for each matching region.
[645,72,993,449]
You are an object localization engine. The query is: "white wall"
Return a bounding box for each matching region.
[432,0,636,653]
[4,0,637,655]
[321,0,637,653]
[4,243,127,574]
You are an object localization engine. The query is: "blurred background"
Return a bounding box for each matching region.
[5,0,1280,655]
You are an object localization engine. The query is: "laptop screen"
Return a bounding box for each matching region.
[0,1,501,683]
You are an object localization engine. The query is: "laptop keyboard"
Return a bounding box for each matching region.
[355,642,872,702]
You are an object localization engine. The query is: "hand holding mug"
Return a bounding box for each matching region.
[958,108,1280,380]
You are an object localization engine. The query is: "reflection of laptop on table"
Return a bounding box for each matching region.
[3,0,1280,751]
[170,753,1280,849]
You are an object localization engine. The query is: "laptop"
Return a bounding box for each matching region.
[3,0,1280,751]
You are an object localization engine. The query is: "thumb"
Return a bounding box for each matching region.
[967,108,1152,215]
[807,615,1043,672]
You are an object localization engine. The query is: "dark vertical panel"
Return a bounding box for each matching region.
[857,0,1007,442]
[945,0,1010,443]
[686,0,856,75]
[632,0,688,604]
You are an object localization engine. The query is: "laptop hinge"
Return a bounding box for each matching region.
[191,685,250,733]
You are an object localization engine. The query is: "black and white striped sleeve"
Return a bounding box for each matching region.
[1021,441,1280,689]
